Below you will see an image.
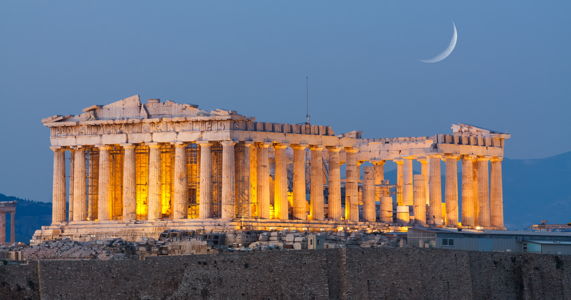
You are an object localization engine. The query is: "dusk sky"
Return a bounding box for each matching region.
[1,1,570,202]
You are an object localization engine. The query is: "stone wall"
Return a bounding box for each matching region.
[0,248,569,299]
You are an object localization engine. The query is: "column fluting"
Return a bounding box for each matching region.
[274,143,289,220]
[73,147,87,221]
[292,144,307,220]
[327,147,342,220]
[97,145,111,221]
[51,147,66,224]
[221,140,236,219]
[198,142,212,219]
[173,143,188,219]
[122,144,137,221]
[147,143,162,220]
[445,155,459,226]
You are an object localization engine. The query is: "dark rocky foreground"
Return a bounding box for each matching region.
[0,247,569,300]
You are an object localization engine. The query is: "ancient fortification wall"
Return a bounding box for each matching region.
[0,248,569,299]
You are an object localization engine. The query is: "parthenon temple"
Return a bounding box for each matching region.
[33,95,510,242]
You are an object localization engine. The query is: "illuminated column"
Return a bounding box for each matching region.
[87,149,98,221]
[345,147,359,221]
[97,145,112,221]
[51,147,66,224]
[428,155,443,225]
[363,166,375,222]
[413,174,426,226]
[394,160,404,206]
[237,142,252,218]
[173,143,188,219]
[445,155,459,226]
[0,213,4,245]
[461,156,475,226]
[373,161,385,203]
[310,145,324,220]
[380,196,393,223]
[490,157,504,229]
[221,140,236,219]
[327,147,342,220]
[403,158,414,206]
[9,212,15,244]
[249,142,257,218]
[418,158,430,206]
[292,144,307,220]
[198,142,212,219]
[274,143,289,220]
[147,143,162,221]
[477,157,491,227]
[68,149,74,222]
[257,143,271,219]
[73,147,87,221]
[122,144,137,221]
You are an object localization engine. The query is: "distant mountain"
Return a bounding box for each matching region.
[0,194,51,243]
[384,151,571,229]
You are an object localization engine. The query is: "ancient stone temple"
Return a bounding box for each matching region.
[0,201,17,245]
[33,95,510,242]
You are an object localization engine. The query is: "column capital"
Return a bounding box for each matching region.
[196,141,212,147]
[310,145,324,151]
[490,156,503,162]
[428,154,443,160]
[220,140,237,147]
[416,157,429,164]
[243,141,255,148]
[444,154,460,160]
[371,160,385,166]
[274,143,289,150]
[326,146,343,152]
[121,144,137,149]
[462,154,477,160]
[344,147,359,154]
[476,156,490,162]
[291,144,308,150]
[258,142,271,148]
[50,146,65,152]
[147,143,161,149]
[97,145,113,151]
[393,159,404,165]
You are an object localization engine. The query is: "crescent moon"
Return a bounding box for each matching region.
[421,22,458,63]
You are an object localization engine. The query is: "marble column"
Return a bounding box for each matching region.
[477,157,491,227]
[380,196,393,223]
[309,146,324,220]
[373,161,385,203]
[87,149,99,221]
[461,156,475,226]
[274,143,289,220]
[173,143,188,219]
[148,143,162,220]
[97,146,111,221]
[345,147,359,222]
[122,144,137,221]
[249,142,257,218]
[327,147,342,220]
[68,150,74,222]
[237,142,252,218]
[9,212,15,244]
[221,141,236,219]
[490,157,504,229]
[292,144,307,220]
[363,166,376,222]
[445,155,459,226]
[51,147,66,224]
[413,174,426,226]
[394,160,404,206]
[257,143,271,219]
[403,158,414,206]
[73,147,87,221]
[418,158,430,205]
[198,142,212,219]
[0,213,4,245]
[428,155,443,225]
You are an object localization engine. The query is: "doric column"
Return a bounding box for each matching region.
[51,147,66,224]
[490,157,504,229]
[394,159,404,206]
[257,143,271,219]
[413,174,426,226]
[97,145,112,221]
[9,212,15,244]
[461,156,475,226]
[248,142,257,218]
[327,147,342,220]
[236,142,252,218]
[477,157,491,227]
[221,140,236,219]
[380,196,393,223]
[122,144,137,221]
[345,147,359,221]
[0,213,4,245]
[73,147,87,221]
[148,143,162,220]
[373,161,385,203]
[310,145,325,220]
[292,144,307,220]
[68,149,74,222]
[198,142,212,219]
[87,149,99,221]
[363,166,375,222]
[418,157,430,206]
[428,155,443,225]
[403,157,414,206]
[173,143,188,219]
[445,155,459,226]
[274,143,289,220]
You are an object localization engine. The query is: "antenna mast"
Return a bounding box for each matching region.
[305,75,310,124]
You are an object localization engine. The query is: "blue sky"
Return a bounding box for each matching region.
[1,1,570,201]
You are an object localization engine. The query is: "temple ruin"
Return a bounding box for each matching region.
[32,95,510,242]
[0,201,16,245]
